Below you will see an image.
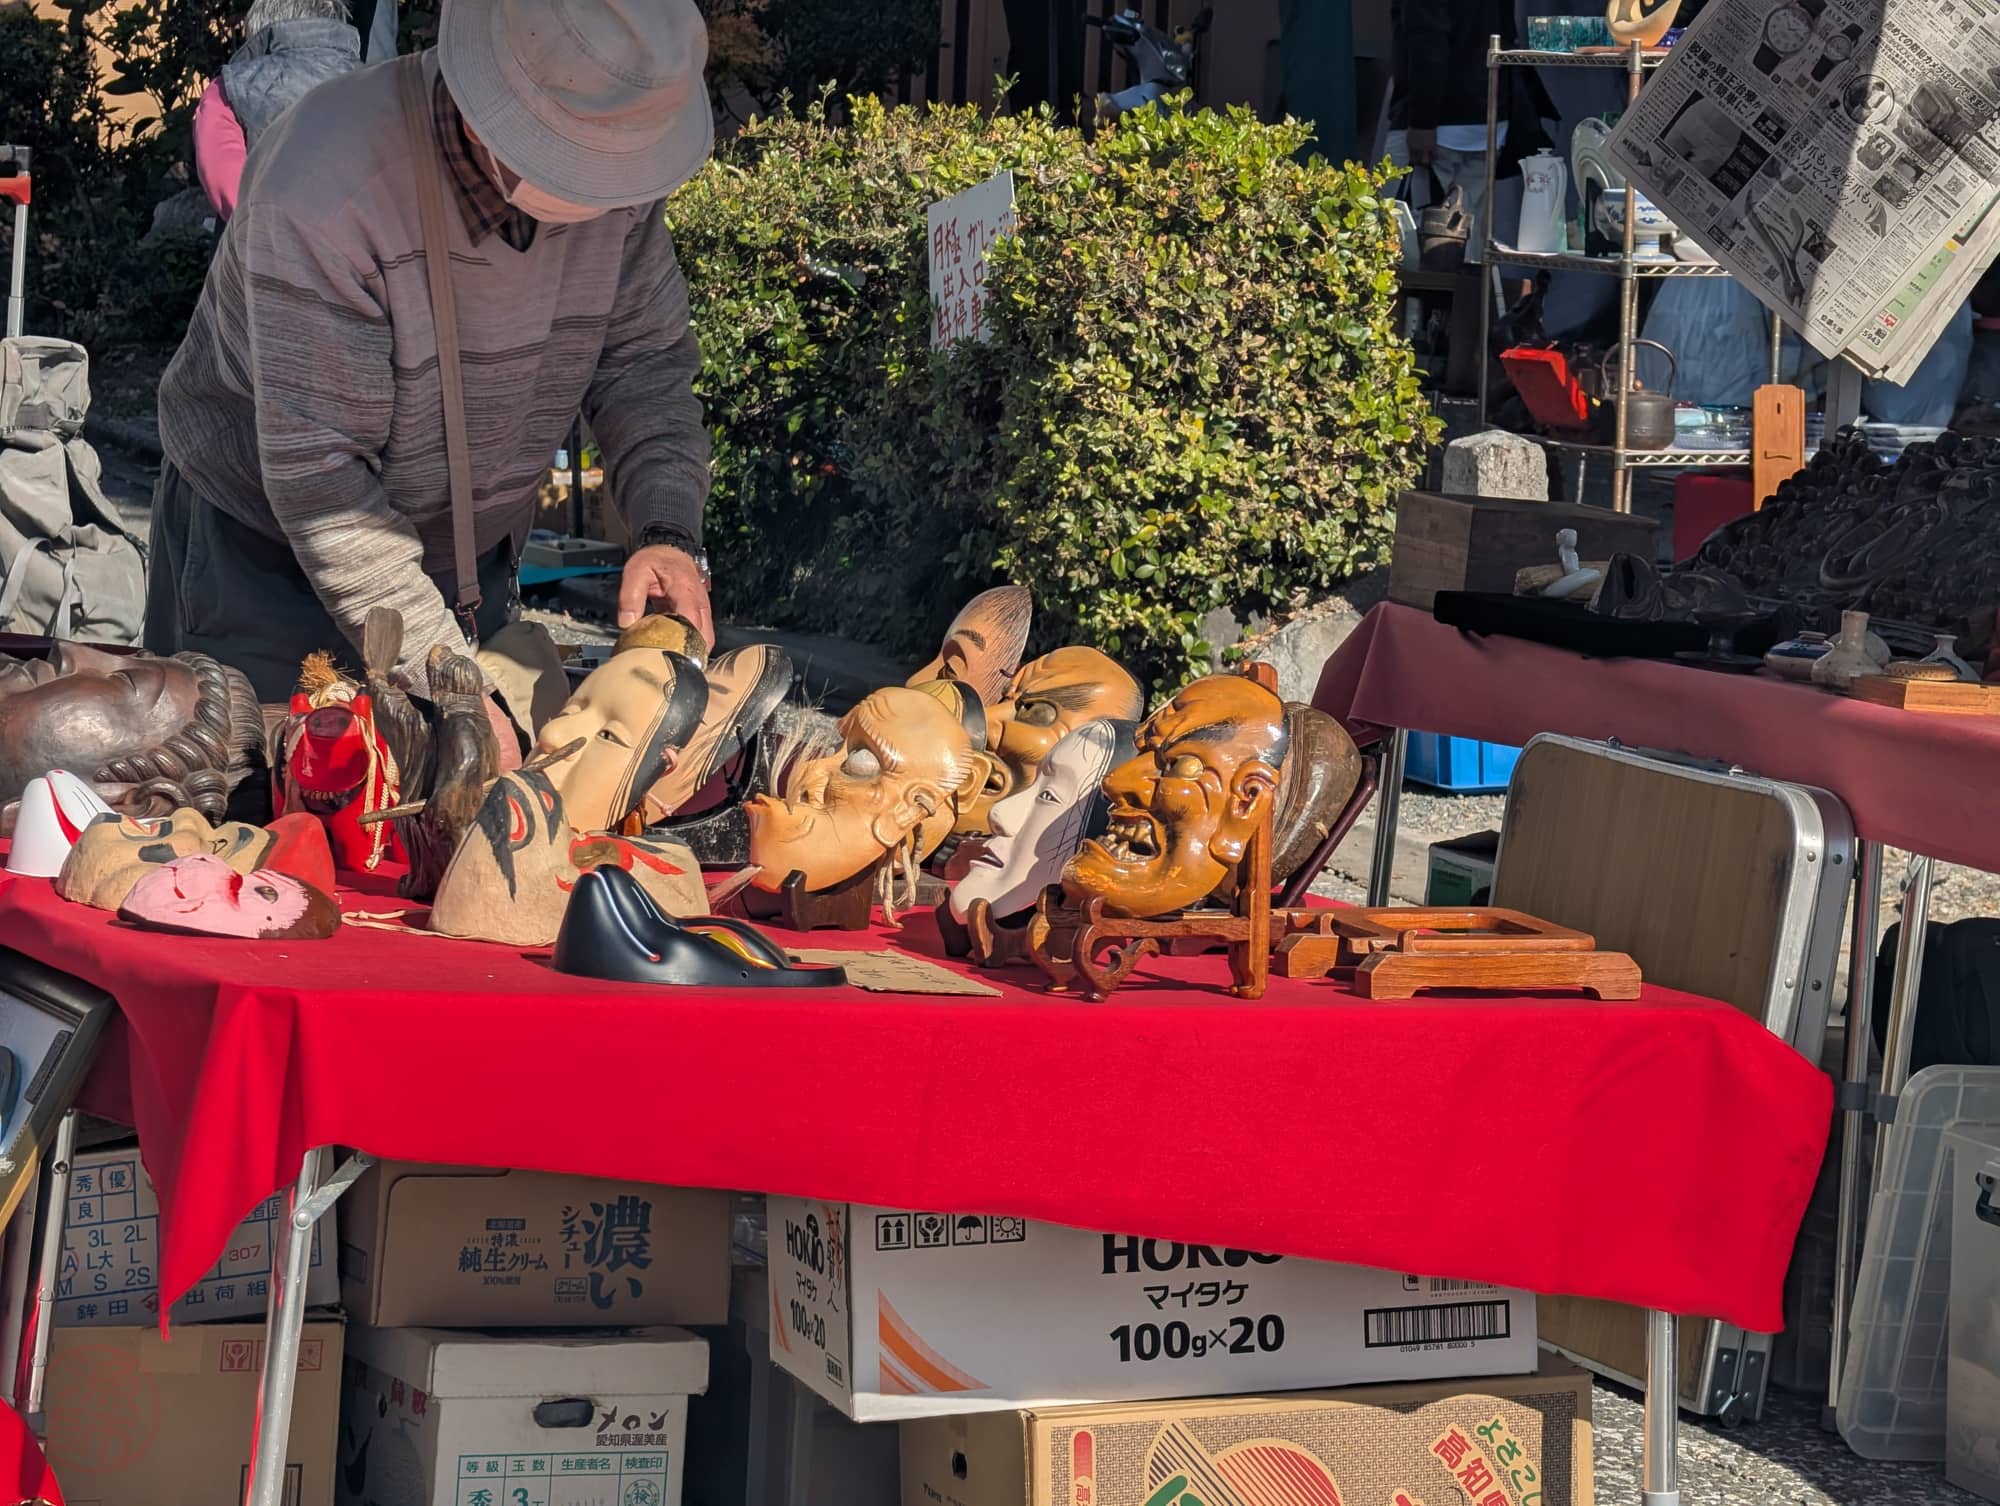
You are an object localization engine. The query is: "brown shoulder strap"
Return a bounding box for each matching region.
[395,54,481,637]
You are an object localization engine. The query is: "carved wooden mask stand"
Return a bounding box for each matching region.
[935,897,1038,969]
[738,861,880,932]
[1272,906,1642,1000]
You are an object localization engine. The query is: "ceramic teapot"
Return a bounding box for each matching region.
[1572,117,1676,258]
[1516,149,1567,254]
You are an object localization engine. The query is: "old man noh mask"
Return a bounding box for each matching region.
[747,687,980,893]
[908,586,1033,706]
[1063,675,1290,919]
[949,718,1133,922]
[958,646,1144,835]
[534,648,710,833]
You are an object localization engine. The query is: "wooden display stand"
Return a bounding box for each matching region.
[935,898,1037,968]
[739,862,879,932]
[1029,806,1273,1002]
[1272,906,1642,1000]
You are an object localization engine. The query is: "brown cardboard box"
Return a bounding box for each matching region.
[1388,491,1659,611]
[44,1320,343,1506]
[339,1162,729,1328]
[901,1359,1592,1506]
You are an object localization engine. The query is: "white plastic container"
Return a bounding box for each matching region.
[1947,1127,2000,1503]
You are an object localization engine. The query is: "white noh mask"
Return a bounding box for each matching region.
[949,718,1131,921]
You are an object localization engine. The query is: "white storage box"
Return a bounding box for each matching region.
[767,1198,1537,1422]
[1948,1127,2000,1503]
[338,1325,708,1506]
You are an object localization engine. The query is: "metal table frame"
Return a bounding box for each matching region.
[1368,728,1938,1441]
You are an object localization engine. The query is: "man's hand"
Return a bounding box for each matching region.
[485,694,524,772]
[1405,127,1438,166]
[618,544,714,646]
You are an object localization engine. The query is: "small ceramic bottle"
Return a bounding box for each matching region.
[1811,611,1886,691]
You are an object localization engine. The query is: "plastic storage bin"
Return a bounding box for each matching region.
[1405,734,1521,793]
[1947,1126,2000,1503]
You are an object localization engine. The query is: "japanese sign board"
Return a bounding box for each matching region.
[897,1362,1593,1506]
[57,1145,336,1327]
[766,1197,1537,1423]
[928,170,1018,348]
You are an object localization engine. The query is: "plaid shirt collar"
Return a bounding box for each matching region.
[432,74,536,253]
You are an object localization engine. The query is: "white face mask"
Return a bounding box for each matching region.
[476,140,607,225]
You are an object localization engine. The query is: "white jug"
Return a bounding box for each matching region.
[1516,149,1566,254]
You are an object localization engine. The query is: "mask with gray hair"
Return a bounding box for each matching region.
[244,0,351,28]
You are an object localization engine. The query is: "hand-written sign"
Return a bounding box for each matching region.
[928,170,1017,348]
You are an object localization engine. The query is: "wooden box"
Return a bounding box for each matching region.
[1388,491,1661,612]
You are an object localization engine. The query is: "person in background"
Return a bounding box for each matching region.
[194,0,364,222]
[1386,0,1556,264]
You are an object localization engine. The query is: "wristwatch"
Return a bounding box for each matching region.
[635,524,711,586]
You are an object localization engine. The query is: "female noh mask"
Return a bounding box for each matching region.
[533,647,709,834]
[949,718,1135,923]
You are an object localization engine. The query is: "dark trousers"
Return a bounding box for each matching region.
[144,462,516,702]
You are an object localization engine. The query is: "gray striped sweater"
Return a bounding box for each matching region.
[158,52,709,693]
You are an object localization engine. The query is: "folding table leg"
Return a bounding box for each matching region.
[1872,856,1934,1188]
[1826,838,1882,1429]
[21,1110,77,1436]
[1642,1310,1680,1506]
[1366,728,1408,907]
[243,1149,374,1506]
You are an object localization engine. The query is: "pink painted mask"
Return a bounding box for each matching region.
[117,854,341,941]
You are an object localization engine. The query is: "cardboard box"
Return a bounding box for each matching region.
[767,1198,1538,1422]
[1388,490,1659,612]
[338,1324,708,1506]
[1426,831,1500,907]
[901,1359,1594,1506]
[339,1162,729,1329]
[57,1143,337,1327]
[45,1320,343,1506]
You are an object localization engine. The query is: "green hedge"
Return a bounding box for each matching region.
[669,93,1437,691]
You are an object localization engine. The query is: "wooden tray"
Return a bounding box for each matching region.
[1849,676,2000,715]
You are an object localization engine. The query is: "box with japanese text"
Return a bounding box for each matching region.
[56,1142,337,1327]
[339,1162,728,1328]
[901,1358,1594,1506]
[337,1324,707,1506]
[766,1199,1538,1423]
[45,1319,343,1506]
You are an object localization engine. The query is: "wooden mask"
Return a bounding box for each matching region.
[429,768,706,948]
[1062,675,1290,919]
[907,586,1033,706]
[534,648,710,834]
[956,645,1144,835]
[55,807,277,913]
[119,854,341,941]
[643,644,793,821]
[746,687,980,893]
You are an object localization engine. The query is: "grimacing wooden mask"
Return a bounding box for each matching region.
[1062,675,1290,919]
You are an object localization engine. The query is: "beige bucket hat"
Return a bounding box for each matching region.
[438,0,714,210]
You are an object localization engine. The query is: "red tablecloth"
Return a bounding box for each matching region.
[1316,602,2000,873]
[0,870,1828,1335]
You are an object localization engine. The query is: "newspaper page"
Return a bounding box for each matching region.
[1601,0,2000,385]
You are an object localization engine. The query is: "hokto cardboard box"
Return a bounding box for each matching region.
[901,1359,1595,1506]
[337,1324,708,1506]
[339,1162,729,1328]
[45,1320,344,1506]
[766,1198,1538,1422]
[57,1142,338,1327]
